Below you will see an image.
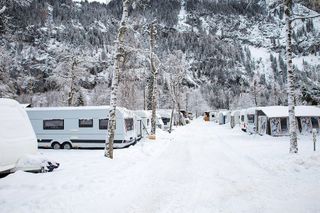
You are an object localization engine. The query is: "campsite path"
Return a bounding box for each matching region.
[105,119,316,213]
[1,118,320,213]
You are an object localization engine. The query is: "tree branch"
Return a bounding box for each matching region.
[0,6,6,15]
[291,14,320,22]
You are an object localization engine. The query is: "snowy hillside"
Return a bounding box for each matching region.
[0,0,319,110]
[1,119,320,212]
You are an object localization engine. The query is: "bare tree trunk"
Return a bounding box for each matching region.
[177,102,182,125]
[169,102,175,133]
[149,21,157,136]
[104,0,130,158]
[68,59,77,106]
[284,0,298,153]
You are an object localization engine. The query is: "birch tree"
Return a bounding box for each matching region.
[284,0,298,153]
[104,0,131,158]
[283,0,320,153]
[148,21,158,137]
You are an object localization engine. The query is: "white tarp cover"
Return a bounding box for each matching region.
[258,106,320,118]
[0,99,37,172]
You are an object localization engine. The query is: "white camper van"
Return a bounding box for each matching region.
[26,106,137,149]
[0,98,59,174]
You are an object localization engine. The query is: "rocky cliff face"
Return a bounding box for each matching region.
[0,0,319,109]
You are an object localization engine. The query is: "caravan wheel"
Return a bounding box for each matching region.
[62,142,72,150]
[52,142,61,150]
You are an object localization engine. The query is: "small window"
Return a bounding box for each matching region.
[247,114,254,123]
[280,118,288,131]
[147,119,150,126]
[241,115,244,122]
[79,119,93,128]
[125,118,134,131]
[311,117,319,129]
[99,119,109,130]
[43,119,64,130]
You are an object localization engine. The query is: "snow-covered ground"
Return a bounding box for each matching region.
[1,118,320,213]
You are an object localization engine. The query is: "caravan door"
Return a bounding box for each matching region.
[258,116,267,135]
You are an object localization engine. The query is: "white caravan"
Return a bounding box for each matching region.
[230,110,240,128]
[218,110,231,125]
[0,98,59,174]
[134,110,151,137]
[26,106,137,149]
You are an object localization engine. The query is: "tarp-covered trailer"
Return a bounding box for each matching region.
[0,98,59,174]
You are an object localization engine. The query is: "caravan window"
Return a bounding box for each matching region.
[125,118,134,131]
[99,119,109,130]
[162,117,170,125]
[43,119,64,130]
[79,119,93,128]
[247,114,254,123]
[311,117,319,129]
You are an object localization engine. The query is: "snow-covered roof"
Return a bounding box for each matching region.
[0,98,37,141]
[157,109,172,118]
[134,110,152,118]
[26,105,134,118]
[219,110,230,116]
[257,106,320,117]
[231,110,240,116]
[246,107,258,115]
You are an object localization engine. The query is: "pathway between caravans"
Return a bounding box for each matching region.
[1,118,319,213]
[99,119,319,213]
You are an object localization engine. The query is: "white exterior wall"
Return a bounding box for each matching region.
[26,106,136,149]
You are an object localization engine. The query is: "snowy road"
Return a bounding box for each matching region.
[1,118,320,213]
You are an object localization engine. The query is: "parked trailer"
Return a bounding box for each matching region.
[230,110,240,128]
[218,110,231,125]
[0,98,58,174]
[134,110,151,137]
[158,109,174,130]
[26,106,137,149]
